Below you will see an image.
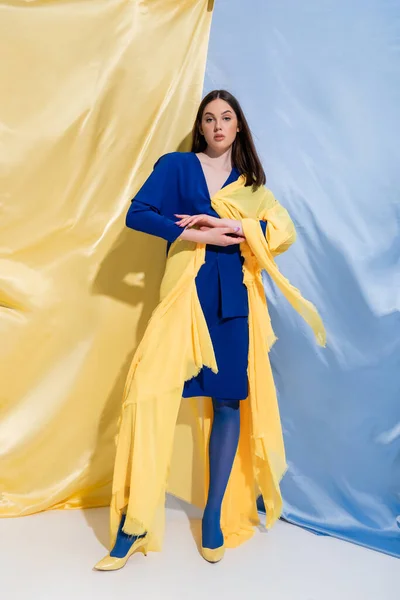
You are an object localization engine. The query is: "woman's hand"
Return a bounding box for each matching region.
[200,227,245,246]
[178,225,244,246]
[175,213,220,229]
[175,214,244,236]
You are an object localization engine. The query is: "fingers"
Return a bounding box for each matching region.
[177,214,213,229]
[218,227,245,244]
[174,214,224,232]
[174,218,243,246]
[174,214,191,227]
[219,227,241,235]
[226,236,245,244]
[175,214,201,228]
[179,218,197,228]
[221,233,245,245]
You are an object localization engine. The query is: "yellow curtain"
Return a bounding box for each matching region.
[0,0,213,517]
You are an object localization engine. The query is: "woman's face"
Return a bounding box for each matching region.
[200,98,239,154]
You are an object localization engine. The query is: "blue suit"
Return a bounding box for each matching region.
[126,151,267,400]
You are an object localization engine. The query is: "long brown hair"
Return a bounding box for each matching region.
[191,89,266,190]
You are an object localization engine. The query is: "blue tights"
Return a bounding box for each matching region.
[109,513,146,558]
[110,397,241,557]
[202,398,240,549]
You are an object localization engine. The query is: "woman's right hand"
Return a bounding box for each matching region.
[179,225,244,246]
[200,226,245,246]
[179,227,245,246]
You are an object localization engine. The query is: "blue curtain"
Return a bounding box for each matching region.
[205,0,400,557]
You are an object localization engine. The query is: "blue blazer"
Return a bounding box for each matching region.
[126,151,267,319]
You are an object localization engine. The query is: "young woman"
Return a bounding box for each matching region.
[94,89,325,570]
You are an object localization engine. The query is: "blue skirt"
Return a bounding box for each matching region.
[182,250,249,401]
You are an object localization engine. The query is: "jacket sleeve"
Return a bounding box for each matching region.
[126,154,183,243]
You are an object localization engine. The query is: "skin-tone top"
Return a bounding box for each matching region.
[196,150,233,199]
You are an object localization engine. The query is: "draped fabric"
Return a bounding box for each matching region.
[0,0,213,517]
[205,0,400,558]
[110,177,326,552]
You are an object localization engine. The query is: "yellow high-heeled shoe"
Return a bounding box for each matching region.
[201,543,225,563]
[93,536,149,571]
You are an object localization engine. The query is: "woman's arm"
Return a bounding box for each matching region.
[221,218,268,238]
[126,153,185,243]
[126,155,246,247]
[180,226,244,246]
[174,214,268,239]
[126,200,182,243]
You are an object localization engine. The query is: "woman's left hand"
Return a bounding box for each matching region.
[175,214,244,236]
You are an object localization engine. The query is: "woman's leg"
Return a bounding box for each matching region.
[109,513,146,558]
[202,397,241,549]
[110,397,241,557]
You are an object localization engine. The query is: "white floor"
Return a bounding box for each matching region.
[1,496,398,600]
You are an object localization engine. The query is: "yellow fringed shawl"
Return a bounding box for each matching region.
[110,176,326,552]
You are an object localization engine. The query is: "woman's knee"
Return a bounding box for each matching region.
[212,398,240,412]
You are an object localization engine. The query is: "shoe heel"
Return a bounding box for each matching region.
[93,536,149,571]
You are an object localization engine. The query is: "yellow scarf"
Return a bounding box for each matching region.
[110,175,326,551]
